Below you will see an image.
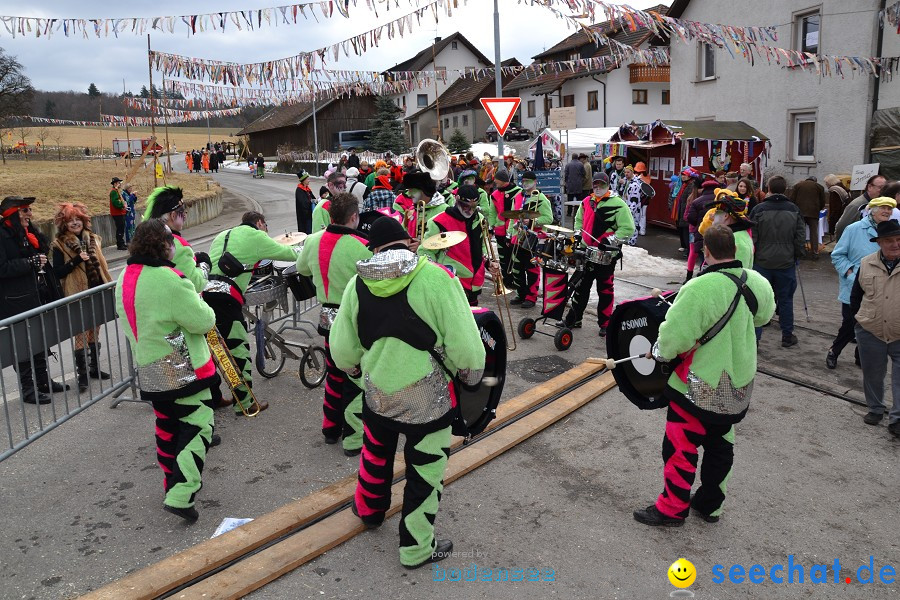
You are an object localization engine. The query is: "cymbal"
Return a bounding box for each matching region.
[501,210,541,220]
[543,224,575,234]
[422,230,467,250]
[271,232,307,246]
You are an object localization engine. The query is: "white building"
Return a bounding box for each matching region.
[505,5,671,136]
[384,32,493,144]
[667,0,900,181]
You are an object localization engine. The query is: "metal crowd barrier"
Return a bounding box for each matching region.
[0,282,137,462]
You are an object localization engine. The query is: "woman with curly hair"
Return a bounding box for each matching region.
[115,219,217,522]
[51,203,112,392]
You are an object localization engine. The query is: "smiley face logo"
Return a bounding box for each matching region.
[668,558,696,588]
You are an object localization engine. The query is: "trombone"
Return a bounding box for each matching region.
[206,328,261,417]
[478,207,517,352]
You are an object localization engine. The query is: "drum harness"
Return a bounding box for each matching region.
[672,270,759,362]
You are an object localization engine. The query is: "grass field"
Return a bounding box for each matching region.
[7,126,239,153]
[0,160,221,222]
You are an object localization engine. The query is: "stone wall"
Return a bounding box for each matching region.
[32,190,223,247]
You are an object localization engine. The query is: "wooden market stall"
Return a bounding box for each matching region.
[602,120,770,229]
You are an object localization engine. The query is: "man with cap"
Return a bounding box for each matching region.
[0,196,67,404]
[454,169,490,215]
[313,171,348,232]
[329,216,485,569]
[508,171,553,308]
[419,184,500,306]
[203,212,301,416]
[488,169,524,278]
[296,193,372,454]
[295,170,316,234]
[851,218,900,437]
[605,155,627,198]
[109,177,127,250]
[560,173,634,336]
[393,171,446,240]
[697,188,755,269]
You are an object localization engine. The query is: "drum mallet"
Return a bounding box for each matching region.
[481,376,501,387]
[604,355,651,370]
[651,288,673,307]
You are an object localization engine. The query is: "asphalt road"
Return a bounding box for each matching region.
[1,161,897,600]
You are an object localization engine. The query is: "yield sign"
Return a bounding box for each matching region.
[480,97,521,136]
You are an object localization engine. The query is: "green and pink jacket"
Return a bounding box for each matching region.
[296,224,372,331]
[330,249,485,430]
[172,232,207,293]
[115,256,217,400]
[206,224,298,302]
[419,206,486,293]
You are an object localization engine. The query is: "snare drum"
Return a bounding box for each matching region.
[584,246,617,266]
[517,230,539,253]
[455,308,506,436]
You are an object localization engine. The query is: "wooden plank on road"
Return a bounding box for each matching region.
[177,371,616,599]
[80,359,608,600]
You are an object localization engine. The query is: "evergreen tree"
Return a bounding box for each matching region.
[139,86,149,98]
[448,128,470,153]
[369,95,406,154]
[43,99,55,118]
[87,83,100,97]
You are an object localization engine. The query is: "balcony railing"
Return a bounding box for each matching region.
[629,63,670,83]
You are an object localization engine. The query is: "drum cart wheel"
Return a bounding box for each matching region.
[299,345,327,388]
[554,327,573,351]
[258,336,287,378]
[517,317,536,339]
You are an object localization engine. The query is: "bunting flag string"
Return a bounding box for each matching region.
[526,0,899,81]
[102,109,243,126]
[9,115,112,127]
[884,0,900,32]
[0,0,453,39]
[149,0,465,84]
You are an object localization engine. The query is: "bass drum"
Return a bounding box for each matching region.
[605,292,676,410]
[457,308,507,436]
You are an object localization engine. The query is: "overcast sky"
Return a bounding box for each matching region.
[0,0,665,94]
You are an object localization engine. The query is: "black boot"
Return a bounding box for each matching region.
[88,343,111,380]
[18,358,51,405]
[74,350,89,393]
[683,270,694,284]
[33,353,69,393]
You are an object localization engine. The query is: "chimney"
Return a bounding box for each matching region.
[434,36,442,43]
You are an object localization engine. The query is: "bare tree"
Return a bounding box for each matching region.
[16,125,28,161]
[0,48,34,165]
[49,128,64,161]
[35,126,50,157]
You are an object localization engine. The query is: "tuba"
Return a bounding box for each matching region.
[415,138,450,181]
[414,138,451,240]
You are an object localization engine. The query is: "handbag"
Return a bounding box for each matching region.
[217,230,247,278]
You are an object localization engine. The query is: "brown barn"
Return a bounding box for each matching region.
[237,96,378,156]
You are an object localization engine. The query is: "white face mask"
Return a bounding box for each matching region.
[713,210,728,225]
[463,178,476,186]
[593,186,607,196]
[408,190,423,201]
[523,180,536,191]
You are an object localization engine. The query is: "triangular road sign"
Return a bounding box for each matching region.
[480,97,521,137]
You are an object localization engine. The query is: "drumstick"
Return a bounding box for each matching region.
[604,355,651,370]
[651,288,673,306]
[481,376,501,387]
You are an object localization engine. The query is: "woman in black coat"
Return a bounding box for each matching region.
[295,171,316,234]
[0,196,67,404]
